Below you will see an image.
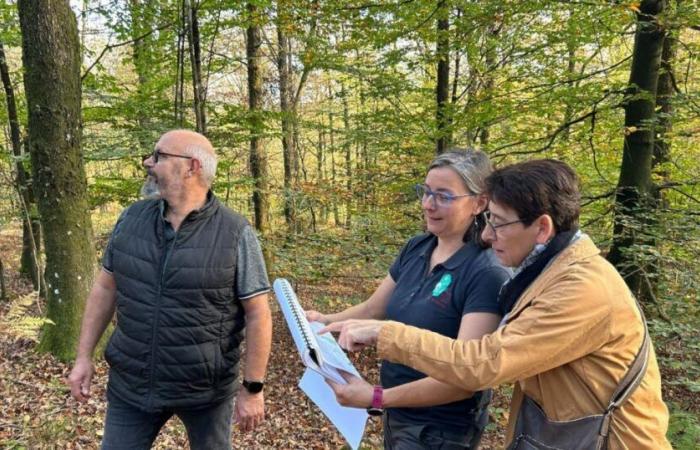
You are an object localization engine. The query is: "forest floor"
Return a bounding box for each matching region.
[0,228,509,449]
[0,226,698,449]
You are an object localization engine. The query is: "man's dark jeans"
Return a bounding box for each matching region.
[101,393,234,450]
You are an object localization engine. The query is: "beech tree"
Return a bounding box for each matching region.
[607,0,667,304]
[18,0,95,360]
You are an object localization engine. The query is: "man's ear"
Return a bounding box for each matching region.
[188,158,202,176]
[535,214,556,244]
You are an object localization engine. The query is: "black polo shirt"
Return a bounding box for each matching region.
[382,233,509,431]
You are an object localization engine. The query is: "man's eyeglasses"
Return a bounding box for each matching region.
[483,211,523,234]
[142,149,193,164]
[415,184,475,208]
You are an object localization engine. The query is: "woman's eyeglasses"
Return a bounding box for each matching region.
[483,211,523,234]
[415,184,475,208]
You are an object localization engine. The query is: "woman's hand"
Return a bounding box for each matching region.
[321,319,385,351]
[326,371,374,408]
[305,310,330,324]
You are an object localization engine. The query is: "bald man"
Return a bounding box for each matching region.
[67,130,273,450]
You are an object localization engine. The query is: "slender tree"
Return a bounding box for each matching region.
[128,0,155,151]
[246,1,269,236]
[0,256,5,301]
[341,81,352,227]
[185,0,206,134]
[18,0,96,360]
[0,41,41,290]
[174,0,186,126]
[607,0,667,304]
[652,29,676,175]
[277,1,297,229]
[435,0,450,154]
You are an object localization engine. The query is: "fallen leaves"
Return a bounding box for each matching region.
[0,230,511,449]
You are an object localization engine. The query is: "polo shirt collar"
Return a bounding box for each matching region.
[418,234,480,270]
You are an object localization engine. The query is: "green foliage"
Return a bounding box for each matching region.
[0,2,20,45]
[667,404,700,450]
[0,293,54,342]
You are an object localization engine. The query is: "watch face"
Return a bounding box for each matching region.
[243,380,264,394]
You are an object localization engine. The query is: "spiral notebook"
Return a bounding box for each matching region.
[272,278,368,450]
[273,278,362,383]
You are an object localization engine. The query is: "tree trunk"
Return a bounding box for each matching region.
[341,82,352,227]
[277,5,297,230]
[633,25,677,314]
[480,21,500,148]
[328,84,340,226]
[185,0,206,134]
[0,41,42,290]
[652,31,675,175]
[0,257,6,301]
[607,0,666,304]
[128,0,155,152]
[20,218,43,291]
[174,0,186,127]
[435,0,450,154]
[317,128,327,224]
[18,0,96,361]
[450,9,461,110]
[246,2,269,237]
[562,31,577,144]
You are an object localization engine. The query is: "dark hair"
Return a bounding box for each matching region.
[485,159,580,232]
[428,148,493,247]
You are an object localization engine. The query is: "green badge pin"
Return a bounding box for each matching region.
[432,273,452,297]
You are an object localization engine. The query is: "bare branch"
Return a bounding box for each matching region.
[82,21,175,81]
[582,189,615,207]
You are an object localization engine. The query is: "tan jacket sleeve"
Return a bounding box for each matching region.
[377,272,613,391]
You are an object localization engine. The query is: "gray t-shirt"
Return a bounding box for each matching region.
[235,225,271,299]
[102,208,270,300]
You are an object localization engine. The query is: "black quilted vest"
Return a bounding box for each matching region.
[104,194,248,411]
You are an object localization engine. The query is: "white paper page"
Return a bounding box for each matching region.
[309,322,362,382]
[299,369,368,450]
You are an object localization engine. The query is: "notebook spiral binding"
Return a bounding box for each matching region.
[281,279,313,349]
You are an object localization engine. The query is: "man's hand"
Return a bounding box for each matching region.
[326,371,374,408]
[67,356,94,402]
[233,389,265,432]
[320,319,385,351]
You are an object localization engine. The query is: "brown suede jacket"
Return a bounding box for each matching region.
[377,235,671,449]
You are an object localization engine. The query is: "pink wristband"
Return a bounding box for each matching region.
[371,385,383,409]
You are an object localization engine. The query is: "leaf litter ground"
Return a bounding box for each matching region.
[1,228,695,449]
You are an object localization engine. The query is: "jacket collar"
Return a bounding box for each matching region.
[506,234,600,320]
[159,191,219,227]
[158,191,220,236]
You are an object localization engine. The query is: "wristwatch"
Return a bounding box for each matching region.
[242,379,264,394]
[366,385,384,416]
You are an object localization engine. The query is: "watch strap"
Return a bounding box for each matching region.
[371,385,383,409]
[242,379,264,393]
[367,385,384,416]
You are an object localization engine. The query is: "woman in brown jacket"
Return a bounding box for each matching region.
[324,160,671,450]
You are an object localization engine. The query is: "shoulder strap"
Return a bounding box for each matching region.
[607,299,651,412]
[597,299,650,445]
